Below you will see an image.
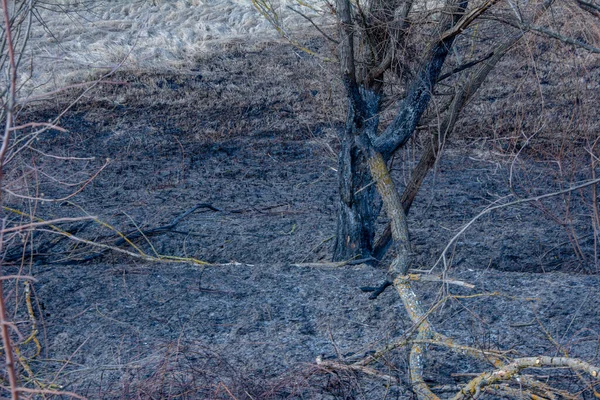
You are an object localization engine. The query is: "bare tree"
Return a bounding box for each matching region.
[331,0,562,261]
[255,0,600,396]
[254,0,600,262]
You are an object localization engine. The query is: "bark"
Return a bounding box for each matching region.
[333,88,382,261]
[333,0,386,260]
[363,144,438,399]
[333,0,464,260]
[333,125,379,260]
[366,150,411,276]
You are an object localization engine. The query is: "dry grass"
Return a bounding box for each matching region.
[23,0,331,95]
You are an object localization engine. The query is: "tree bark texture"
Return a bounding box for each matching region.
[333,90,382,261]
[333,125,379,260]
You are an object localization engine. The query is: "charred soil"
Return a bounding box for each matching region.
[4,42,600,398]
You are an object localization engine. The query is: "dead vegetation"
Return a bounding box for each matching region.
[0,0,599,398]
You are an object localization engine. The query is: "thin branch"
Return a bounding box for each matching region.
[286,5,338,43]
[1,216,95,234]
[439,0,501,41]
[2,158,109,202]
[436,51,494,82]
[374,30,526,260]
[0,221,18,400]
[0,0,20,396]
[373,0,469,159]
[20,80,128,103]
[576,0,600,17]
[401,273,475,288]
[498,16,600,53]
[251,0,334,60]
[433,177,600,270]
[5,41,140,166]
[27,147,95,161]
[9,122,67,132]
[36,227,213,266]
[0,275,36,281]
[15,387,85,399]
[365,0,414,86]
[316,357,399,382]
[0,0,17,173]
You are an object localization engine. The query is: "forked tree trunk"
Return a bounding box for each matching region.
[331,0,466,261]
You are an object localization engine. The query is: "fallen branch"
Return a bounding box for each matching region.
[453,357,600,400]
[79,202,284,262]
[4,202,288,265]
[37,227,213,266]
[1,219,92,264]
[400,273,475,289]
[1,216,95,234]
[2,206,252,267]
[315,356,399,383]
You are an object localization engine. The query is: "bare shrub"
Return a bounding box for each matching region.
[0,1,109,397]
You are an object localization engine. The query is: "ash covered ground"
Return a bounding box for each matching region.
[4,41,600,398]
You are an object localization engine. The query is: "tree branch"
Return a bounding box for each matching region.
[336,0,361,107]
[373,0,469,159]
[439,0,501,41]
[576,0,600,17]
[433,177,600,271]
[364,0,414,87]
[286,5,339,44]
[452,356,600,400]
[498,16,600,53]
[373,0,556,260]
[436,51,494,82]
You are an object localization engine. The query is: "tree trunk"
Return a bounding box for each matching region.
[333,114,379,261]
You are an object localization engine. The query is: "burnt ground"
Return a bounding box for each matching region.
[3,40,600,398]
